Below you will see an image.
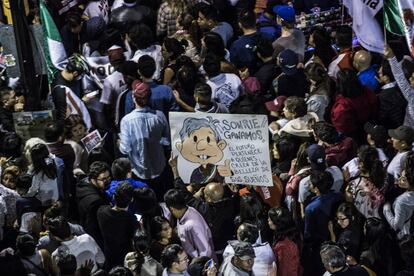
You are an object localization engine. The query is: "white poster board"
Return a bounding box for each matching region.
[169,112,272,186]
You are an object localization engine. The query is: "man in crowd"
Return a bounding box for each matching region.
[119,80,170,200]
[76,161,111,248]
[220,241,256,276]
[164,189,216,260]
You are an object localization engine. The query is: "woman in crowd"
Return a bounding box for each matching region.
[64,115,87,170]
[26,144,59,207]
[304,62,332,121]
[383,152,414,239]
[268,207,303,276]
[149,216,180,262]
[360,218,401,276]
[16,233,56,275]
[331,69,377,143]
[271,137,299,178]
[307,26,336,68]
[157,0,188,38]
[125,230,163,276]
[328,202,363,260]
[161,37,185,85]
[285,142,311,214]
[345,145,385,219]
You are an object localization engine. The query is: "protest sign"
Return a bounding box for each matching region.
[81,129,105,153]
[13,110,54,141]
[169,112,272,186]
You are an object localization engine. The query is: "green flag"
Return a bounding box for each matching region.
[39,0,67,83]
[384,0,407,36]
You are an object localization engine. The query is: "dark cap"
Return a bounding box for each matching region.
[307,144,326,170]
[278,49,298,75]
[119,61,139,78]
[388,125,414,144]
[233,241,255,260]
[364,122,388,144]
[265,96,287,112]
[273,5,296,23]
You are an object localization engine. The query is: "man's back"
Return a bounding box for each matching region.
[272,29,306,62]
[119,107,170,179]
[177,206,215,259]
[97,205,138,268]
[76,178,110,247]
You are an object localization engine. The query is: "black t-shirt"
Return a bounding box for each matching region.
[97,206,139,268]
[276,69,309,98]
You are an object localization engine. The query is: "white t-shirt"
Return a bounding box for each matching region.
[207,73,242,108]
[387,151,410,180]
[83,0,109,23]
[52,234,105,273]
[27,172,59,206]
[342,148,388,179]
[131,45,163,81]
[298,166,344,203]
[100,71,127,105]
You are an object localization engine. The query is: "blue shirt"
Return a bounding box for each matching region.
[358,65,380,93]
[212,22,234,47]
[304,191,343,247]
[257,13,281,41]
[106,178,148,203]
[124,82,179,119]
[119,107,170,179]
[230,32,262,72]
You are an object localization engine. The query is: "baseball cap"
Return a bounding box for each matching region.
[108,45,125,63]
[307,144,326,170]
[278,49,298,76]
[273,5,296,23]
[265,96,287,112]
[132,80,150,100]
[364,123,388,144]
[233,241,255,261]
[388,125,414,144]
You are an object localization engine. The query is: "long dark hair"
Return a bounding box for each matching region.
[150,216,170,242]
[362,218,399,275]
[30,143,56,179]
[202,32,226,59]
[130,229,147,274]
[358,145,385,189]
[268,207,301,245]
[336,69,363,98]
[294,142,310,174]
[311,26,336,68]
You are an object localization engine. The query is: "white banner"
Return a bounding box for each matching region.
[169,112,273,186]
[344,0,385,53]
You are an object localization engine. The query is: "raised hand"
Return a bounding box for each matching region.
[217,159,232,177]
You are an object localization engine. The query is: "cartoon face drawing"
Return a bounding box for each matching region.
[176,117,227,167]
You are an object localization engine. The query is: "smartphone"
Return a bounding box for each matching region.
[135,214,142,221]
[206,259,215,269]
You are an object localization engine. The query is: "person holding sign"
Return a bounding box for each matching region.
[175,116,232,184]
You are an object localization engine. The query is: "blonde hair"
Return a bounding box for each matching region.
[167,0,187,16]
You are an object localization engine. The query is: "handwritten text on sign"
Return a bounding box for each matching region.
[169,112,272,186]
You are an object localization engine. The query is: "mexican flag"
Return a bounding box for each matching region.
[39,0,67,83]
[344,0,413,57]
[384,0,413,56]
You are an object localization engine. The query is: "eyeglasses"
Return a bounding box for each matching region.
[336,217,349,222]
[97,175,111,182]
[178,256,189,263]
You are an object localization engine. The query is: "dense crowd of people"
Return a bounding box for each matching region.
[1,0,414,275]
